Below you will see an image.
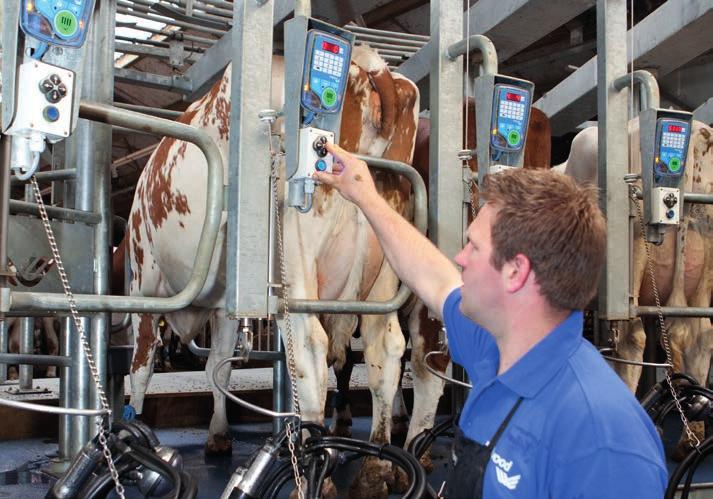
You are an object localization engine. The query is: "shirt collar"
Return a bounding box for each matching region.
[497,310,584,398]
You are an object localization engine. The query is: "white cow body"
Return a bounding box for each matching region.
[127,47,421,494]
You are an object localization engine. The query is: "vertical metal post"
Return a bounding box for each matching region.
[596,0,630,321]
[18,317,34,390]
[225,0,274,318]
[86,0,115,427]
[58,316,74,461]
[429,0,464,262]
[0,135,12,383]
[0,320,7,382]
[430,0,468,413]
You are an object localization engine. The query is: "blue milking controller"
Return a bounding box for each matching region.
[301,30,352,115]
[653,118,690,181]
[20,0,95,47]
[490,84,531,154]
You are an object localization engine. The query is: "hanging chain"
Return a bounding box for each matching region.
[266,121,304,499]
[30,177,126,498]
[628,184,700,448]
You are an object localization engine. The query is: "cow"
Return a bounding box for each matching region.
[330,99,552,484]
[556,119,713,459]
[3,316,59,379]
[125,45,420,497]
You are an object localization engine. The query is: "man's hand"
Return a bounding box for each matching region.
[313,143,378,207]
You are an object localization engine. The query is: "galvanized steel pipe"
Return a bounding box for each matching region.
[446,34,498,76]
[613,70,661,110]
[10,102,224,313]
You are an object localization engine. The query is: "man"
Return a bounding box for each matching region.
[315,143,667,498]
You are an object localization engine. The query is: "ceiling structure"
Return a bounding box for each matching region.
[69,0,712,220]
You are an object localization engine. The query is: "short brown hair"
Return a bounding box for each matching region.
[480,168,606,310]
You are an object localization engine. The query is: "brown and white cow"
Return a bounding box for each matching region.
[557,119,713,457]
[126,46,420,496]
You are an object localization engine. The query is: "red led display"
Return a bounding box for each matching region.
[322,41,340,54]
[668,124,683,133]
[506,92,522,102]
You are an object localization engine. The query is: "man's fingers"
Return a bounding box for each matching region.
[325,142,348,161]
[313,171,336,186]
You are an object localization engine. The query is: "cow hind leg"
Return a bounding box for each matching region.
[43,318,59,378]
[128,313,160,419]
[350,311,406,499]
[330,345,355,437]
[205,309,238,456]
[612,319,646,393]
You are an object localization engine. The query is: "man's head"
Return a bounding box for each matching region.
[455,168,606,323]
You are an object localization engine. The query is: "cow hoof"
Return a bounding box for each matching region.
[392,466,409,494]
[205,432,232,456]
[289,478,337,499]
[330,421,352,438]
[391,415,409,440]
[349,457,389,499]
[417,451,434,473]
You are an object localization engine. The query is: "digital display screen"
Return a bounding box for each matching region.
[322,41,340,54]
[505,92,522,102]
[668,124,683,133]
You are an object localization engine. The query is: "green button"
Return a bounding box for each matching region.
[54,10,79,37]
[507,129,521,146]
[321,87,338,108]
[669,157,682,172]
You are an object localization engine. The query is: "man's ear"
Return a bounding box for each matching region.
[502,253,532,293]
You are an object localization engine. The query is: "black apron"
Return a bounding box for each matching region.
[445,397,524,498]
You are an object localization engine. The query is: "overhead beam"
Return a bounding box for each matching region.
[694,98,713,126]
[185,0,385,101]
[397,0,595,84]
[535,0,713,135]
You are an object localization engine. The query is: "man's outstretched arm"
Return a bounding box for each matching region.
[314,143,461,320]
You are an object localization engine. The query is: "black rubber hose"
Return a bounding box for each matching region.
[80,460,140,499]
[178,470,198,499]
[115,440,181,499]
[307,437,426,499]
[408,417,456,460]
[665,436,713,499]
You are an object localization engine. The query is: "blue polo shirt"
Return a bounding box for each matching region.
[443,288,667,498]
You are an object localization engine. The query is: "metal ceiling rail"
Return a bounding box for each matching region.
[345,25,430,42]
[116,4,229,36]
[115,23,216,46]
[115,35,206,53]
[114,42,203,62]
[159,0,234,18]
[123,0,232,25]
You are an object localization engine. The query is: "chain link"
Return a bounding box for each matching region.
[628,184,700,448]
[30,178,126,497]
[266,123,304,499]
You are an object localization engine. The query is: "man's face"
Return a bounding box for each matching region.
[454,204,504,328]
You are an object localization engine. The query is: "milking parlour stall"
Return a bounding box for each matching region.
[0,0,711,497]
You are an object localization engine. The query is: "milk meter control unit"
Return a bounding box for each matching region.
[21,0,95,47]
[490,84,531,156]
[653,118,690,181]
[301,30,352,115]
[639,108,693,241]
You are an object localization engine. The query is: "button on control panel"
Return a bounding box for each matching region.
[5,60,75,142]
[297,127,335,179]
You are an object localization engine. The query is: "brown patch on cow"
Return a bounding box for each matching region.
[368,68,397,140]
[176,106,199,126]
[151,138,176,174]
[176,142,188,160]
[215,95,230,141]
[131,314,157,372]
[419,306,449,372]
[179,221,185,228]
[174,193,191,215]
[339,65,368,153]
[131,210,142,244]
